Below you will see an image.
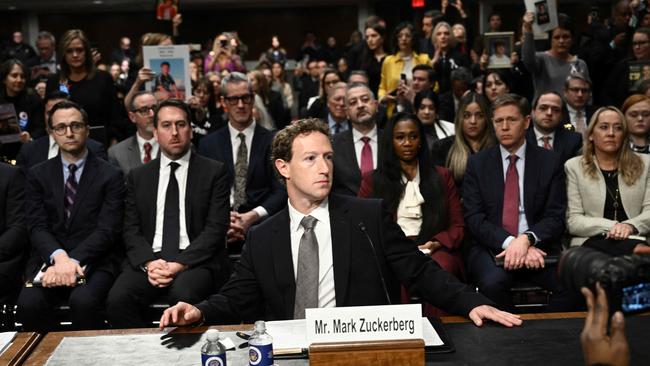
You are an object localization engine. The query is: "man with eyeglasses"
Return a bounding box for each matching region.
[107,99,231,328]
[564,72,597,134]
[463,93,575,312]
[526,91,582,164]
[16,91,106,169]
[197,72,286,249]
[108,91,159,176]
[17,101,125,332]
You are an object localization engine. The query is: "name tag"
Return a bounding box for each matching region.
[306,304,423,344]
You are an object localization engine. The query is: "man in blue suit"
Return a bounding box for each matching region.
[198,72,285,244]
[17,101,124,331]
[463,94,573,312]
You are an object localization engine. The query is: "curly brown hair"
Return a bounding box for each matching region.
[271,118,330,183]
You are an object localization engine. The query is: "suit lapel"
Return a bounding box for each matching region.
[523,144,539,223]
[68,152,99,224]
[270,208,296,319]
[489,147,506,224]
[344,131,360,181]
[147,159,161,235]
[220,129,234,176]
[247,126,266,181]
[329,195,351,307]
[127,136,142,168]
[184,154,196,234]
[49,157,65,222]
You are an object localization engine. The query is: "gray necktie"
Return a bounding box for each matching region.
[233,132,248,210]
[294,215,319,319]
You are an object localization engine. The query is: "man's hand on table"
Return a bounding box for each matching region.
[159,301,203,329]
[468,305,523,327]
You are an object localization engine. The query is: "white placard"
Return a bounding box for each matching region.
[525,0,558,36]
[305,304,422,344]
[142,45,191,101]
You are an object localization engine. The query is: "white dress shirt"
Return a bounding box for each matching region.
[47,135,59,159]
[227,121,268,218]
[533,126,556,149]
[288,198,336,309]
[352,125,378,170]
[499,143,534,249]
[136,132,159,163]
[152,149,191,253]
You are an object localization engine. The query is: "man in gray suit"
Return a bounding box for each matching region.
[108,91,158,175]
[332,83,382,196]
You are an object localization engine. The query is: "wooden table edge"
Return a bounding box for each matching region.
[0,332,42,366]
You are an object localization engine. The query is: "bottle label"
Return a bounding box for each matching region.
[201,353,226,366]
[249,344,273,366]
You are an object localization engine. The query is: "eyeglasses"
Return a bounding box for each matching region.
[133,106,155,115]
[633,40,650,47]
[223,94,253,105]
[51,122,86,135]
[567,87,590,94]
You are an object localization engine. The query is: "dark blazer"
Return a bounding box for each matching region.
[0,164,28,293]
[17,135,107,169]
[123,153,230,274]
[525,126,582,165]
[197,124,286,216]
[195,194,491,324]
[463,143,567,252]
[332,128,383,196]
[437,91,456,124]
[25,150,125,277]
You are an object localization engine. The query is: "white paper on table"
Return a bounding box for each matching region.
[265,317,442,350]
[0,331,17,355]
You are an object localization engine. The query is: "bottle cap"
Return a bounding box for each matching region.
[254,320,266,332]
[206,328,220,342]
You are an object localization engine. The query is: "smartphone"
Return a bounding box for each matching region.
[400,73,406,82]
[621,282,650,315]
[220,39,228,48]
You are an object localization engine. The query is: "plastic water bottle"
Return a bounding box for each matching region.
[201,329,227,366]
[248,320,273,366]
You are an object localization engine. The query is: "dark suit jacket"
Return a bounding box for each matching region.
[525,126,582,165]
[0,164,27,292]
[123,153,230,277]
[195,194,491,324]
[332,128,383,196]
[463,143,567,252]
[107,135,160,176]
[197,124,286,216]
[17,135,107,169]
[25,150,125,277]
[437,91,456,124]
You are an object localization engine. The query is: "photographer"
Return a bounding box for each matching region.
[204,33,245,74]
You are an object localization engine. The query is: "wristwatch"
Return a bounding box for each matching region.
[525,232,536,247]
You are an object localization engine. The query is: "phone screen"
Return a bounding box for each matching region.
[621,282,650,314]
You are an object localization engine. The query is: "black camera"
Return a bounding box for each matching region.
[559,247,650,315]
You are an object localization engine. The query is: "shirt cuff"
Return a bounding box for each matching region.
[524,231,539,246]
[50,249,66,264]
[253,206,268,219]
[501,236,515,250]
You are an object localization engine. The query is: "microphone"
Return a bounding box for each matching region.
[358,222,392,305]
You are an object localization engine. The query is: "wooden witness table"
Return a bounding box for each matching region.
[16,312,650,365]
[0,332,41,366]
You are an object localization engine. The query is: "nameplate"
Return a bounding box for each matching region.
[305,304,423,344]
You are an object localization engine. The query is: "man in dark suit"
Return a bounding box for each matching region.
[564,72,597,134]
[332,83,382,196]
[107,99,231,328]
[198,72,285,244]
[16,91,106,169]
[526,91,582,164]
[107,91,158,176]
[160,118,522,327]
[17,101,124,332]
[438,67,472,123]
[0,163,27,304]
[463,94,572,312]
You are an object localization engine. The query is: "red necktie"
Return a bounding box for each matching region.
[360,136,373,176]
[143,142,152,164]
[542,136,552,150]
[502,154,520,236]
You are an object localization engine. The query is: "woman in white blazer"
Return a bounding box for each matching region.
[565,106,650,256]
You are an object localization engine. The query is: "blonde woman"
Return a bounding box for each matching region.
[565,106,650,255]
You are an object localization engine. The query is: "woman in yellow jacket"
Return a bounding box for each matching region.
[378,22,430,118]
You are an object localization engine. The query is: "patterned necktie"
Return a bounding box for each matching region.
[64,163,78,221]
[162,162,180,261]
[233,132,248,211]
[294,215,319,319]
[143,142,152,164]
[542,136,552,150]
[502,155,520,236]
[575,110,586,135]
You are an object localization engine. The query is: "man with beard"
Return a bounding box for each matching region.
[108,91,159,176]
[332,83,381,196]
[525,91,582,164]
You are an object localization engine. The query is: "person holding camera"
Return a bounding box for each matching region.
[565,106,650,257]
[204,33,245,74]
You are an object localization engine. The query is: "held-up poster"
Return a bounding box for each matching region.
[142,45,191,101]
[524,0,558,37]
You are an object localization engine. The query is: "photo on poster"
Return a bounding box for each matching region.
[484,32,514,69]
[524,0,558,35]
[0,104,21,144]
[155,0,178,21]
[629,61,650,92]
[143,45,191,101]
